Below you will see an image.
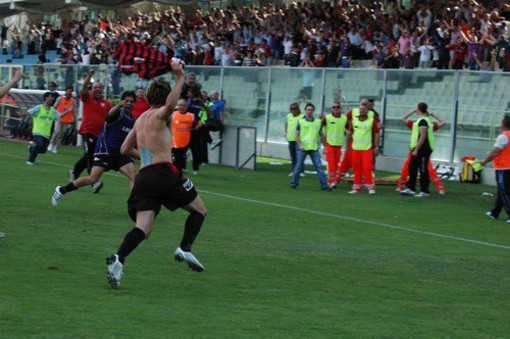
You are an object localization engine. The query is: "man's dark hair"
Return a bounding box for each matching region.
[146,79,171,106]
[503,114,510,129]
[121,91,136,101]
[418,102,428,114]
[305,103,315,110]
[43,92,54,100]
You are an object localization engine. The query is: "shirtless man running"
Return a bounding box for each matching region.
[106,63,207,288]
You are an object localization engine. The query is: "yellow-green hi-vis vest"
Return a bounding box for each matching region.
[410,117,435,151]
[352,115,374,151]
[299,118,322,151]
[32,104,57,138]
[325,114,347,146]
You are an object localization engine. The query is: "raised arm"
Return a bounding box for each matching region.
[80,69,95,96]
[430,112,446,128]
[156,63,185,121]
[400,110,415,124]
[0,69,24,98]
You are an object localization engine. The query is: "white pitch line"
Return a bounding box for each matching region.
[1,150,509,251]
[201,191,510,251]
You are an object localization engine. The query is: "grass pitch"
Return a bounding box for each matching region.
[0,140,509,338]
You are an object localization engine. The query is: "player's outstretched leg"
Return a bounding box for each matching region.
[106,254,123,289]
[174,247,205,272]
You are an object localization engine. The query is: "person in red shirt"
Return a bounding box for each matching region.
[131,87,150,119]
[70,69,112,193]
[396,110,446,194]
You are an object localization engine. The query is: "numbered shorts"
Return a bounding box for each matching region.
[127,162,198,221]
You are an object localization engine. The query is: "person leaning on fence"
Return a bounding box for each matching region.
[48,86,76,153]
[400,102,435,198]
[480,114,510,223]
[25,92,72,165]
[396,110,446,195]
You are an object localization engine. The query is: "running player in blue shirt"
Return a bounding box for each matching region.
[51,91,138,206]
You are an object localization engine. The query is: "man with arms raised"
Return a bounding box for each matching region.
[106,63,207,289]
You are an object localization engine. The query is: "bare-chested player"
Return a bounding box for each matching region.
[106,63,207,288]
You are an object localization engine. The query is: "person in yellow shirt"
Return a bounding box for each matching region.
[322,101,348,188]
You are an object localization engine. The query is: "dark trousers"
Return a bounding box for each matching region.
[189,130,204,171]
[172,147,188,171]
[407,148,432,193]
[491,169,510,218]
[72,133,97,177]
[288,141,298,172]
[27,135,50,163]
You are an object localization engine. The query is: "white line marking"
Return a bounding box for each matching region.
[201,191,510,251]
[1,150,509,251]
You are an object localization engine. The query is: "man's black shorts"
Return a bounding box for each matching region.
[93,154,134,172]
[127,162,198,221]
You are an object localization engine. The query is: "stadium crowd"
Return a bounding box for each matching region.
[2,0,510,70]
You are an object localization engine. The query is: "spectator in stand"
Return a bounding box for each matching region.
[449,36,467,69]
[132,87,150,119]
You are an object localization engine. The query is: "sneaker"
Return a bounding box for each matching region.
[348,189,360,194]
[68,170,76,182]
[209,139,222,150]
[368,189,376,195]
[91,182,104,194]
[47,144,54,152]
[400,188,416,196]
[288,172,294,177]
[322,186,333,192]
[415,192,430,198]
[174,247,205,272]
[51,186,64,206]
[438,189,446,195]
[395,187,403,192]
[299,172,305,178]
[50,148,58,154]
[192,171,199,175]
[506,218,510,224]
[106,254,123,288]
[26,161,34,166]
[329,183,337,189]
[0,232,5,238]
[485,211,497,220]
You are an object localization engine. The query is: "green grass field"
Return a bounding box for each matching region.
[1,140,509,338]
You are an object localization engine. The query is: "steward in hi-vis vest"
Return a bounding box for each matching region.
[322,101,348,187]
[290,102,332,192]
[27,92,69,165]
[345,100,380,194]
[400,102,435,197]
